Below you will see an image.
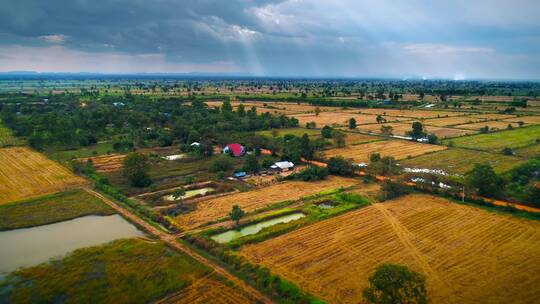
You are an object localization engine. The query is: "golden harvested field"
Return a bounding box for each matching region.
[503,116,540,125]
[342,132,381,145]
[0,147,87,204]
[355,122,474,138]
[423,116,488,127]
[353,108,466,118]
[205,101,337,114]
[467,113,517,120]
[79,154,126,172]
[241,194,540,304]
[324,140,446,163]
[156,274,254,304]
[174,176,357,230]
[455,120,525,131]
[291,112,409,127]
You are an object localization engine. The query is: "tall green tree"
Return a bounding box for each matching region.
[407,122,426,140]
[123,152,152,187]
[349,118,357,129]
[230,205,245,226]
[363,264,427,304]
[465,164,502,197]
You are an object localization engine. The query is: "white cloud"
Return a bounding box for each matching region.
[0,45,239,73]
[39,34,68,43]
[404,43,495,54]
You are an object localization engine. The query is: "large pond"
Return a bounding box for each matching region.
[0,214,144,276]
[211,212,306,244]
[163,187,215,201]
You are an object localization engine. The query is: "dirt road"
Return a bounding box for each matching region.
[84,188,273,304]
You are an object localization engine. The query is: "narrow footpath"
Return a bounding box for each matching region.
[83,188,273,304]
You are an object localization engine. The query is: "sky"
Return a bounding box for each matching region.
[0,0,539,79]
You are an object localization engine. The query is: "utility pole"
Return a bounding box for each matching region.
[462,185,465,202]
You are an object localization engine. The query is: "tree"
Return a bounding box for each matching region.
[332,130,346,148]
[221,100,233,113]
[349,118,357,129]
[427,134,438,144]
[292,166,329,181]
[123,152,152,187]
[321,125,334,138]
[306,121,317,129]
[327,156,355,176]
[407,122,426,140]
[363,264,427,304]
[314,107,321,116]
[209,155,234,172]
[465,164,502,197]
[230,205,245,226]
[502,147,514,155]
[376,115,386,124]
[381,180,410,199]
[171,188,186,201]
[381,125,393,136]
[243,154,260,173]
[237,104,245,117]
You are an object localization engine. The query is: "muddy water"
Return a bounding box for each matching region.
[0,214,143,275]
[211,212,306,244]
[163,187,215,201]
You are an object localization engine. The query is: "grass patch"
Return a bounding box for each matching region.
[257,127,320,138]
[399,148,526,174]
[0,238,212,303]
[0,189,115,231]
[48,141,114,163]
[0,120,22,147]
[514,143,540,158]
[443,125,540,151]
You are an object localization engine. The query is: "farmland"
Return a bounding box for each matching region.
[354,108,467,118]
[0,238,213,303]
[443,125,540,151]
[503,115,540,124]
[79,153,127,172]
[157,274,255,304]
[355,122,474,138]
[291,112,408,127]
[0,120,21,147]
[423,115,489,127]
[399,148,526,174]
[240,194,540,304]
[324,139,446,163]
[0,189,114,230]
[515,144,540,158]
[257,127,320,138]
[174,176,357,230]
[0,147,87,204]
[454,120,525,131]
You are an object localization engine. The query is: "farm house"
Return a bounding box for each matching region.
[223,143,245,157]
[270,161,295,172]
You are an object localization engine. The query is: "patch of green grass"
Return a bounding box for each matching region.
[0,189,115,231]
[257,127,320,138]
[399,148,526,174]
[223,191,370,248]
[0,238,212,303]
[0,119,22,147]
[514,144,540,158]
[442,125,540,151]
[48,141,114,163]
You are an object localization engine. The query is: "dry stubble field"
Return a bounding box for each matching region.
[324,139,446,163]
[174,176,357,230]
[0,147,87,204]
[357,122,474,138]
[79,154,127,172]
[291,112,409,127]
[353,108,467,118]
[156,274,255,304]
[240,194,540,304]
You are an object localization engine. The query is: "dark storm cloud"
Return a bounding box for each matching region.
[0,0,539,78]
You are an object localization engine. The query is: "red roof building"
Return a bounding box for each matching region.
[223,143,245,157]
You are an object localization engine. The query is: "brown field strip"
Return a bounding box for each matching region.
[352,108,467,118]
[174,176,357,231]
[454,120,525,131]
[240,194,540,304]
[0,147,87,204]
[291,112,409,127]
[355,122,474,138]
[503,116,540,124]
[467,113,517,120]
[155,274,254,304]
[422,115,489,127]
[324,140,446,163]
[79,154,126,172]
